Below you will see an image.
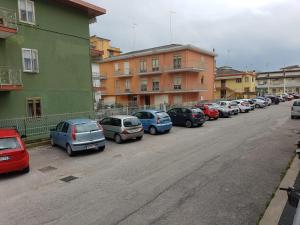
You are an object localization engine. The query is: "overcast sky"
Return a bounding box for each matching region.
[89,0,300,71]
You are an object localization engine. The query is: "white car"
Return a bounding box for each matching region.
[231,100,251,113]
[252,99,267,108]
[291,100,300,119]
[217,101,239,115]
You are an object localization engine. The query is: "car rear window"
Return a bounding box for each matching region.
[75,123,99,133]
[156,112,169,118]
[0,137,21,150]
[191,108,202,113]
[293,101,300,106]
[230,102,238,106]
[123,118,141,127]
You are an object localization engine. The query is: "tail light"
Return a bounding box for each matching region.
[71,125,77,140]
[157,116,161,124]
[192,114,197,118]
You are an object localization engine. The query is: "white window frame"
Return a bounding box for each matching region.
[22,48,39,73]
[18,0,36,25]
[114,63,120,72]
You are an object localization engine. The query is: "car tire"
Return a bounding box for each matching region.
[149,126,157,135]
[114,134,122,144]
[185,120,192,128]
[205,115,210,121]
[255,104,259,108]
[165,129,170,133]
[214,117,219,120]
[136,136,143,141]
[291,115,295,119]
[66,144,74,156]
[50,137,55,147]
[98,146,105,152]
[22,166,30,174]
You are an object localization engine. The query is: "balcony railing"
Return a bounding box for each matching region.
[165,61,206,73]
[137,67,163,75]
[114,70,133,77]
[138,83,207,94]
[0,7,18,39]
[115,88,132,95]
[0,67,22,90]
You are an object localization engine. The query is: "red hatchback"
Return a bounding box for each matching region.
[0,129,29,174]
[195,104,219,120]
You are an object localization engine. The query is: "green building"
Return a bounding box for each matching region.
[0,0,106,119]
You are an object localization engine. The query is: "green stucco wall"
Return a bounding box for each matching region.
[0,0,94,119]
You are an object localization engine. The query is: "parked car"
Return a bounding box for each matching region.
[231,100,251,113]
[265,95,280,104]
[206,103,233,118]
[291,100,300,119]
[277,95,286,102]
[167,107,205,128]
[50,119,106,156]
[252,98,267,108]
[257,96,271,106]
[239,99,255,110]
[99,115,143,143]
[217,101,239,115]
[194,104,219,120]
[133,110,172,135]
[0,129,29,174]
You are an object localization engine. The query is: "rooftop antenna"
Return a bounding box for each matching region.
[169,11,176,44]
[132,22,137,51]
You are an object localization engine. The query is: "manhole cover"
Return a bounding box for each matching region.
[60,176,78,183]
[38,166,57,173]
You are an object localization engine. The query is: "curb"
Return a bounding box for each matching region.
[259,155,300,225]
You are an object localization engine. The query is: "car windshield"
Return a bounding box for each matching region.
[191,108,202,113]
[156,112,169,118]
[123,118,141,127]
[293,101,300,106]
[0,137,21,150]
[76,123,99,133]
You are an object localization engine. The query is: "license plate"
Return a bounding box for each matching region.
[0,156,10,162]
[87,145,96,150]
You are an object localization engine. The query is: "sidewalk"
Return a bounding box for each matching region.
[259,155,300,225]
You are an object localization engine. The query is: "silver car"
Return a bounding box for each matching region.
[99,115,144,143]
[291,100,300,119]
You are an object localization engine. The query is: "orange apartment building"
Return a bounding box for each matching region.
[98,44,216,106]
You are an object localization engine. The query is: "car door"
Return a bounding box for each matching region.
[60,122,70,148]
[167,109,178,125]
[135,112,147,131]
[100,117,112,138]
[53,122,64,147]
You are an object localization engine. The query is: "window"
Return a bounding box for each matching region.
[93,77,100,87]
[114,63,119,72]
[111,118,121,127]
[62,123,69,133]
[18,0,35,24]
[201,76,204,84]
[152,79,160,91]
[125,79,131,91]
[174,96,183,104]
[140,79,147,91]
[236,78,242,83]
[27,98,41,117]
[173,55,182,69]
[152,57,159,71]
[124,62,130,75]
[173,76,182,90]
[139,59,147,73]
[22,48,39,73]
[245,77,249,82]
[100,117,111,125]
[244,87,250,92]
[56,122,64,132]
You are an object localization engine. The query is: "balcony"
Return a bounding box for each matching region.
[0,67,22,91]
[165,61,206,73]
[0,8,18,39]
[114,70,133,78]
[138,67,163,76]
[115,88,133,95]
[138,83,207,94]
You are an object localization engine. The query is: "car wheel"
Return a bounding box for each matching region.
[149,126,157,135]
[165,129,170,133]
[98,146,105,152]
[185,120,192,128]
[255,104,259,108]
[136,136,143,141]
[214,117,219,120]
[66,144,74,156]
[291,115,295,119]
[114,134,122,144]
[22,166,30,174]
[50,137,55,147]
[205,115,210,121]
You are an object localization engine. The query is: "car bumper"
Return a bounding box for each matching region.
[121,131,144,141]
[192,117,206,125]
[71,138,106,151]
[292,111,300,116]
[156,122,173,133]
[0,152,29,174]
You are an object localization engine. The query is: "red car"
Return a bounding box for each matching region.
[195,104,219,120]
[0,129,29,174]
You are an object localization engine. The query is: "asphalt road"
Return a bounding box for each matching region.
[1,102,300,225]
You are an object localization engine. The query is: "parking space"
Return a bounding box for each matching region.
[0,102,300,225]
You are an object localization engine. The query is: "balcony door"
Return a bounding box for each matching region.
[124,62,130,75]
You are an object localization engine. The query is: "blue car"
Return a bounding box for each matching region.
[133,110,172,135]
[50,119,106,156]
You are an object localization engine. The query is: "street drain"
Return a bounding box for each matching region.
[38,166,57,173]
[60,176,78,183]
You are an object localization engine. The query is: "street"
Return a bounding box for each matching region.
[1,102,300,225]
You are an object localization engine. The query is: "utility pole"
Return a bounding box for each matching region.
[169,11,176,44]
